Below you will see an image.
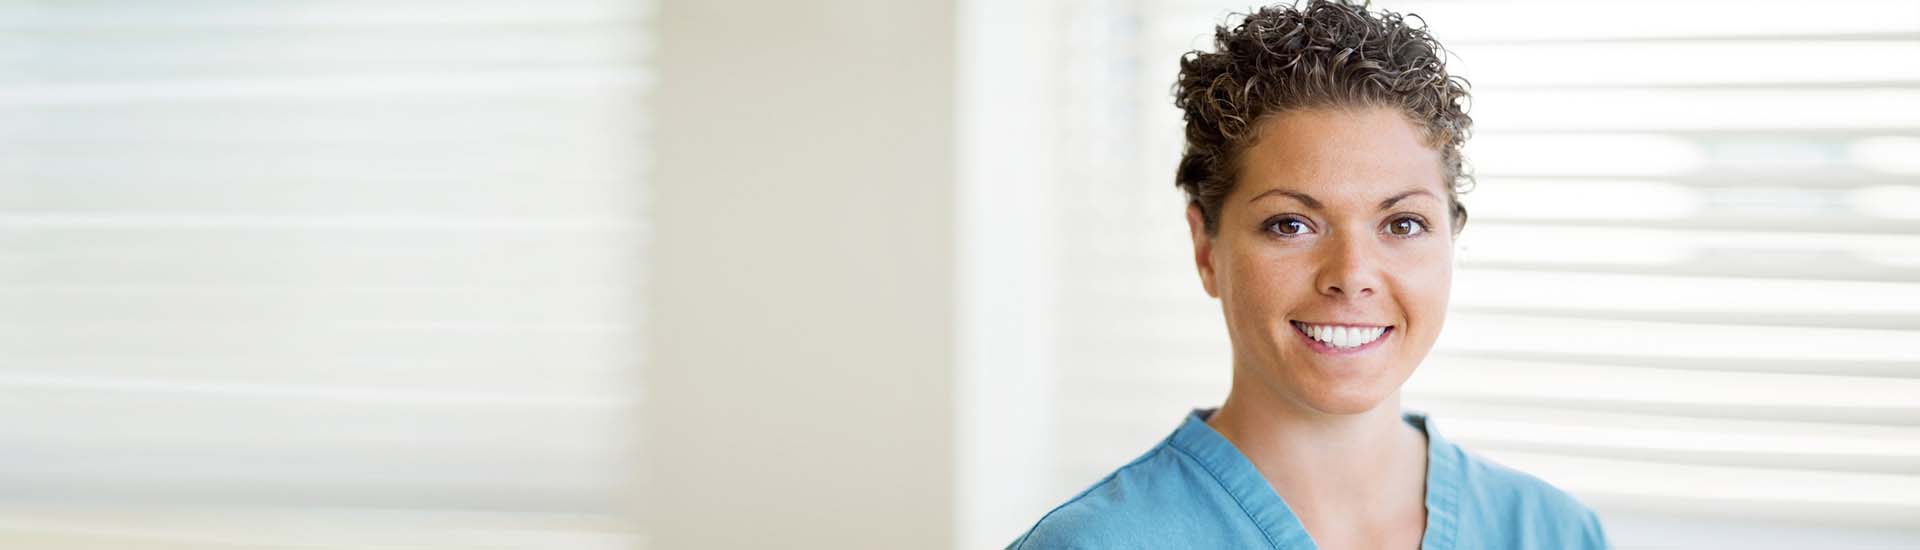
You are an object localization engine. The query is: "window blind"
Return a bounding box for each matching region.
[0,1,649,547]
[1003,0,1920,547]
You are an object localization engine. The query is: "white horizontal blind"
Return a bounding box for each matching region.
[1024,0,1920,547]
[0,1,648,548]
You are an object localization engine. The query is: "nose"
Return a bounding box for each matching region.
[1315,231,1381,299]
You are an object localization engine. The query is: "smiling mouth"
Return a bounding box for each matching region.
[1290,320,1393,353]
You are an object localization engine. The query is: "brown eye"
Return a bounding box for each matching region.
[1386,216,1429,237]
[1265,217,1314,237]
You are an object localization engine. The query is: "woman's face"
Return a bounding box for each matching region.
[1186,106,1454,416]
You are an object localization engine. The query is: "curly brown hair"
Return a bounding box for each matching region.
[1173,0,1473,235]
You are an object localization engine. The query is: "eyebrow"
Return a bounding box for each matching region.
[1248,187,1438,211]
[1377,189,1438,210]
[1248,189,1323,209]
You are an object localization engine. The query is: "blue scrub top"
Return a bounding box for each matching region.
[1008,408,1608,549]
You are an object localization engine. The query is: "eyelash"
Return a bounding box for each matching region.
[1263,215,1314,238]
[1385,215,1431,238]
[1260,214,1432,239]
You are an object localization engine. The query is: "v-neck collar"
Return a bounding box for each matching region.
[1166,408,1462,550]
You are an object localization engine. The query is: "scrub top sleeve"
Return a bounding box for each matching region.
[1580,507,1611,549]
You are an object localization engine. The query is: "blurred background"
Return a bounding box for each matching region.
[4,0,1917,548]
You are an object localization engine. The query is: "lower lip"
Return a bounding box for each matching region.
[1292,322,1393,356]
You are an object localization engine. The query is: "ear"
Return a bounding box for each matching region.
[1185,202,1220,298]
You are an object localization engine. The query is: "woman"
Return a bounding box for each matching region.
[1008,2,1608,549]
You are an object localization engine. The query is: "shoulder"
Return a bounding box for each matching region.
[1449,448,1609,549]
[1006,444,1254,550]
[1006,445,1179,550]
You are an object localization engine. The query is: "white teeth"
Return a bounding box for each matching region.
[1298,322,1387,349]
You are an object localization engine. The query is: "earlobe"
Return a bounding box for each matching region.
[1185,203,1220,298]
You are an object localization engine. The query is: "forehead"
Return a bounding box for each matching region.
[1233,107,1446,203]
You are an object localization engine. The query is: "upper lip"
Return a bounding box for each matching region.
[1291,319,1393,327]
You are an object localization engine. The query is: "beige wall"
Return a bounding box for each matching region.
[647,1,957,548]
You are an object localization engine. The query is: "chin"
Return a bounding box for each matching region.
[1277,366,1404,416]
[1297,385,1396,415]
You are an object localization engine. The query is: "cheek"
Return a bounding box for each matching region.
[1222,245,1308,311]
[1212,247,1300,352]
[1388,244,1453,329]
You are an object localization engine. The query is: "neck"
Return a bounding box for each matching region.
[1204,373,1429,526]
